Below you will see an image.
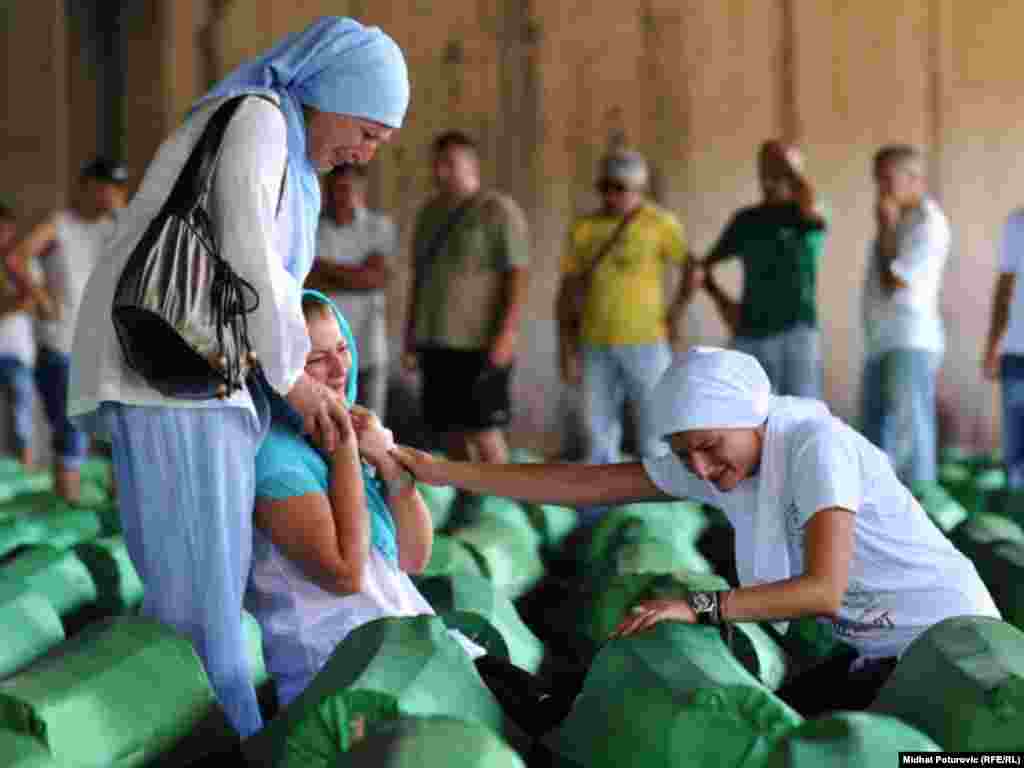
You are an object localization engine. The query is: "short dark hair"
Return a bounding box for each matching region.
[432,130,477,157]
[327,162,368,182]
[80,156,129,185]
[873,144,922,175]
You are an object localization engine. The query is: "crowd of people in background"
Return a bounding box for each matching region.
[0,12,1017,750]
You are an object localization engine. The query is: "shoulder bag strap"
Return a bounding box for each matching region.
[581,205,640,281]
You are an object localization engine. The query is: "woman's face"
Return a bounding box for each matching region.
[666,427,764,492]
[304,312,352,398]
[305,108,395,173]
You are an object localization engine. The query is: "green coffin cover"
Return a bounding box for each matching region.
[973,468,1008,517]
[243,610,269,687]
[0,591,64,680]
[344,716,525,768]
[452,519,545,600]
[0,617,216,768]
[0,516,49,559]
[871,616,1024,750]
[417,483,457,531]
[245,615,504,768]
[765,712,940,767]
[420,534,485,579]
[74,536,143,615]
[780,617,849,667]
[0,546,97,618]
[457,496,542,543]
[37,507,103,551]
[0,729,58,767]
[79,458,114,491]
[911,482,968,534]
[584,502,709,567]
[415,573,545,673]
[582,571,789,690]
[951,513,1024,563]
[960,540,1024,629]
[524,502,578,553]
[545,640,801,768]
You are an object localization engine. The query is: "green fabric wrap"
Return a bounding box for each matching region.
[546,676,800,768]
[452,519,544,600]
[960,540,1024,629]
[0,517,49,559]
[415,573,546,673]
[584,502,709,567]
[0,617,216,768]
[74,536,144,615]
[581,570,789,689]
[417,483,457,531]
[0,546,97,618]
[524,502,578,553]
[344,716,525,768]
[911,482,968,534]
[871,616,1024,750]
[244,615,504,768]
[0,729,58,767]
[36,506,102,551]
[765,712,940,767]
[420,534,486,579]
[0,591,64,680]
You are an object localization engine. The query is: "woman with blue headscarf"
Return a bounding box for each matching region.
[245,291,575,736]
[68,17,409,737]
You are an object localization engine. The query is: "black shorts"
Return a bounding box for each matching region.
[419,347,512,433]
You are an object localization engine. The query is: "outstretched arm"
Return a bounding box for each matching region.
[390,445,669,507]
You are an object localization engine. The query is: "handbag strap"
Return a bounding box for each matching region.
[580,205,641,281]
[412,196,475,297]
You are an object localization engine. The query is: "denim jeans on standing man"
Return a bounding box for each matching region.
[1000,355,1024,490]
[860,347,941,487]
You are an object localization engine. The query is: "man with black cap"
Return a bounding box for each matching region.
[557,147,696,508]
[6,156,129,501]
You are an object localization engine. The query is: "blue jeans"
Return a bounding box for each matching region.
[734,324,822,398]
[861,348,940,487]
[582,342,673,464]
[99,391,271,738]
[1000,356,1024,490]
[35,346,89,468]
[0,356,34,452]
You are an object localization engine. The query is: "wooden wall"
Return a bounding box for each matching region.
[4,0,1023,455]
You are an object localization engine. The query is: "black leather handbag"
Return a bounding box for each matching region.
[112,95,282,400]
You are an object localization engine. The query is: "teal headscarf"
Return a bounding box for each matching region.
[301,289,398,564]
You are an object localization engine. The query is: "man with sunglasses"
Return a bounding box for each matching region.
[558,148,695,506]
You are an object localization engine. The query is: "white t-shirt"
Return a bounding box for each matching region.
[642,409,999,659]
[315,209,397,368]
[245,531,485,707]
[862,197,952,359]
[69,96,308,437]
[998,209,1024,357]
[38,211,115,355]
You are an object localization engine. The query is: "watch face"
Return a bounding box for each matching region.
[690,592,714,612]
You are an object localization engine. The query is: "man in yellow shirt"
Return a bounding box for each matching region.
[557,149,697,490]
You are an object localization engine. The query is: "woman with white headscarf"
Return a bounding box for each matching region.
[392,346,998,715]
[68,17,409,737]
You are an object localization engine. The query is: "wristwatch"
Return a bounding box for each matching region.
[686,590,720,626]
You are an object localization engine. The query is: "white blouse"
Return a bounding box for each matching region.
[69,96,309,437]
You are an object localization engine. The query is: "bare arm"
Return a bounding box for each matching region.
[6,217,58,318]
[490,265,528,367]
[614,506,856,635]
[702,265,741,335]
[253,435,369,595]
[306,252,391,293]
[391,445,669,507]
[984,273,1015,380]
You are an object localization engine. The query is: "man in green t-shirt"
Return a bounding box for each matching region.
[700,140,828,397]
[403,131,529,464]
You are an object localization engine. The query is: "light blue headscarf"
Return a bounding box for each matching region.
[302,289,398,564]
[192,16,409,281]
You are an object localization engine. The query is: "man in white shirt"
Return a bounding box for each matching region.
[308,164,396,419]
[861,144,951,488]
[983,209,1024,488]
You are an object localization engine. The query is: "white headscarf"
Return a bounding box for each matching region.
[651,346,830,588]
[650,346,774,437]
